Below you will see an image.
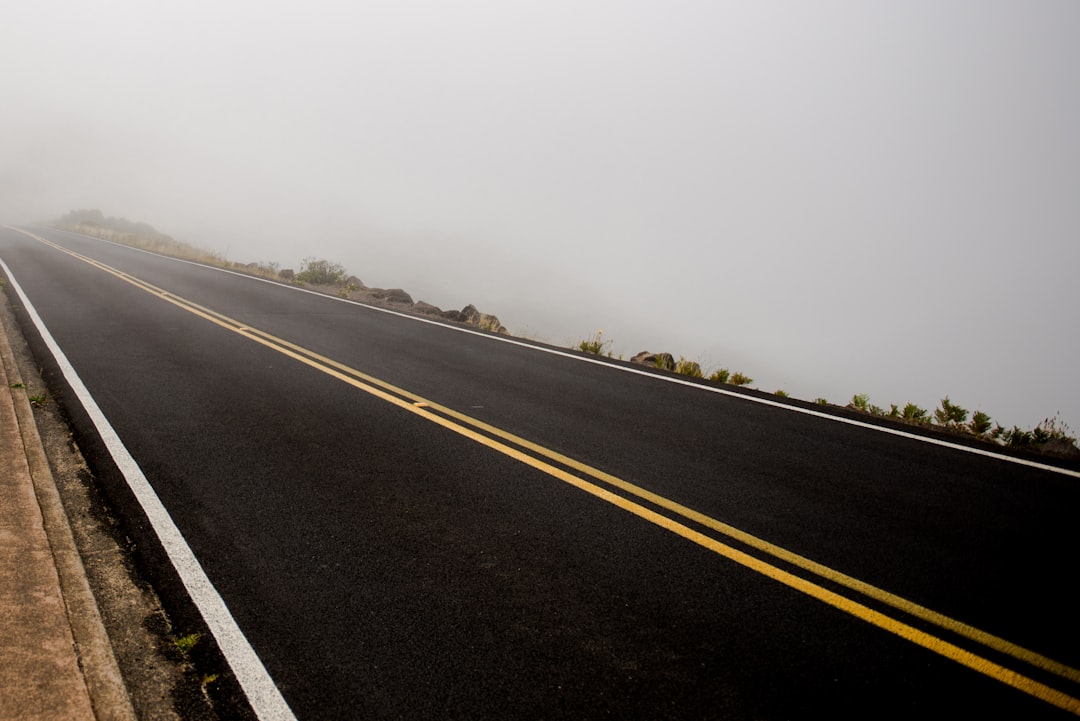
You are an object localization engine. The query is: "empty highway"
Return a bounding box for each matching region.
[2,225,1078,720]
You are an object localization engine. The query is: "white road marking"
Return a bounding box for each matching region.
[34,226,1080,479]
[0,258,298,721]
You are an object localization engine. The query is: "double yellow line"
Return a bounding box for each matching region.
[12,227,1080,713]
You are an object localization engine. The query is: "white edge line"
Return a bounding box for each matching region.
[36,226,1080,480]
[0,257,297,721]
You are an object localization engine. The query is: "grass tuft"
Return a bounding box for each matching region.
[674,358,703,378]
[578,330,611,356]
[174,633,201,655]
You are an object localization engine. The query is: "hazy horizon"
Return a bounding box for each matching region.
[3,1,1078,432]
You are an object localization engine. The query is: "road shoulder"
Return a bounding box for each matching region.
[1,283,217,721]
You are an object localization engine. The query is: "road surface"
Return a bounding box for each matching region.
[2,225,1078,719]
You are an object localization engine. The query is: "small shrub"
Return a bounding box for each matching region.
[709,368,730,383]
[814,397,829,405]
[1032,415,1076,444]
[729,371,753,386]
[578,330,611,356]
[934,397,969,427]
[675,358,703,378]
[969,411,993,436]
[868,404,886,416]
[849,394,870,412]
[774,389,789,398]
[1003,426,1033,447]
[296,257,348,285]
[901,402,929,424]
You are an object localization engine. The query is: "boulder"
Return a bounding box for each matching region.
[460,304,482,324]
[631,352,675,371]
[383,288,413,304]
[458,304,506,334]
[412,301,443,316]
[345,275,365,289]
[654,353,676,371]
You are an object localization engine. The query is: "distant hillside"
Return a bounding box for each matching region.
[51,209,225,262]
[49,209,507,334]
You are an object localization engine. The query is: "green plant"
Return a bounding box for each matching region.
[814,397,829,405]
[1031,415,1076,444]
[1002,426,1033,447]
[888,404,901,418]
[295,257,348,285]
[174,633,201,655]
[934,397,969,427]
[578,330,611,355]
[29,392,48,407]
[774,389,789,398]
[901,402,929,424]
[849,394,870,412]
[709,368,730,383]
[9,382,24,389]
[729,371,753,386]
[674,358,703,378]
[969,411,993,436]
[868,404,886,415]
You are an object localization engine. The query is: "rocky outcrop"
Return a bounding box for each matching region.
[328,285,507,334]
[460,304,507,334]
[411,301,443,316]
[367,288,413,304]
[631,352,675,371]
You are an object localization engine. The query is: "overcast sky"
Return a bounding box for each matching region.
[2,1,1078,432]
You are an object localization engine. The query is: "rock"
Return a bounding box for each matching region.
[631,352,674,371]
[460,304,481,324]
[412,301,443,316]
[345,275,365,289]
[368,288,413,304]
[654,353,676,371]
[1037,437,1080,459]
[279,268,295,280]
[458,304,506,334]
[476,314,506,334]
[440,309,463,322]
[383,288,413,304]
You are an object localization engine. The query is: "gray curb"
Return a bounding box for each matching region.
[0,308,138,721]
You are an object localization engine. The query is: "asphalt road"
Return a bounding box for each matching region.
[2,225,1079,720]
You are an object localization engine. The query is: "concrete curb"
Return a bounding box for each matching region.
[0,309,137,721]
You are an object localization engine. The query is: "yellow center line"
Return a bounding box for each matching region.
[11,227,1080,714]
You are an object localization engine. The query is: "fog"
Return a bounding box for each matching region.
[3,1,1078,431]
